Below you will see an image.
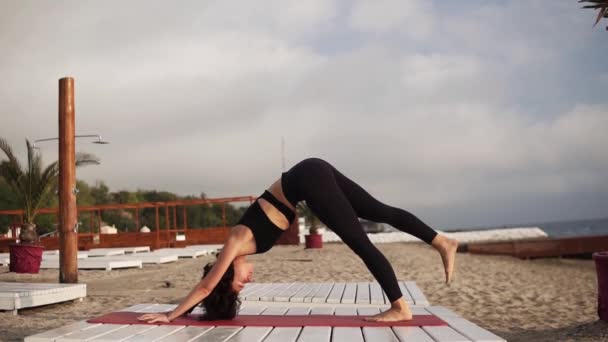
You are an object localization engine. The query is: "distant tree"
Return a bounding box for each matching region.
[90,181,110,204]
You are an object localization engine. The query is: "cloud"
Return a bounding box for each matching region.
[1,0,606,229]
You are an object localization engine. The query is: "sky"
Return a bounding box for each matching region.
[1,0,607,229]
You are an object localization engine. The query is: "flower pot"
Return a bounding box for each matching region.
[305,234,323,249]
[593,251,608,321]
[9,244,44,274]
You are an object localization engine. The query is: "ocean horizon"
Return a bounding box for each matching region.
[437,217,608,238]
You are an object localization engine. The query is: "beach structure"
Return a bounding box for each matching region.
[239,281,429,307]
[467,234,608,259]
[0,282,86,315]
[24,283,506,342]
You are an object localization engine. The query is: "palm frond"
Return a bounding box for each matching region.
[75,152,100,167]
[0,137,23,175]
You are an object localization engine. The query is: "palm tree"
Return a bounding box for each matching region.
[296,202,321,235]
[579,0,608,29]
[0,137,99,242]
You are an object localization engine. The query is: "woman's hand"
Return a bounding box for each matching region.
[136,312,171,324]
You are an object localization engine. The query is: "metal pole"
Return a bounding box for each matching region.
[58,77,78,283]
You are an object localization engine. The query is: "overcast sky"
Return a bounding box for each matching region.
[1,0,606,229]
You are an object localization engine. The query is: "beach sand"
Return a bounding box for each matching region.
[0,242,606,341]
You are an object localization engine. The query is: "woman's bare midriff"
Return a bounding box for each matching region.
[256,178,296,231]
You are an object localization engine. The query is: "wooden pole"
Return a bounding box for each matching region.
[135,207,139,232]
[222,202,226,227]
[58,77,77,283]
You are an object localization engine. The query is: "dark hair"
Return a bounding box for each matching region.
[198,258,241,320]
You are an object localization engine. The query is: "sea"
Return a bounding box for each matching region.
[440,217,608,238]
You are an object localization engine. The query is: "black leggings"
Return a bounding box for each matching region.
[282,158,438,303]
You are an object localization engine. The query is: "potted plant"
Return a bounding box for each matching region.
[0,138,99,273]
[297,202,323,249]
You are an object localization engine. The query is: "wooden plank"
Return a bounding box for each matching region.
[260,283,295,301]
[239,306,266,315]
[326,283,345,304]
[311,283,334,303]
[332,327,364,342]
[88,325,156,342]
[263,327,302,342]
[369,282,385,305]
[392,327,436,342]
[404,281,429,306]
[189,327,242,342]
[356,307,381,316]
[121,326,185,342]
[245,283,280,301]
[285,307,311,315]
[275,283,305,302]
[155,326,213,342]
[261,306,288,315]
[224,327,272,342]
[298,326,331,342]
[240,283,261,297]
[303,283,323,303]
[310,307,334,315]
[362,327,399,342]
[243,283,275,300]
[341,283,356,304]
[55,324,128,342]
[289,283,316,302]
[334,307,357,316]
[422,326,471,342]
[24,321,98,342]
[355,282,370,304]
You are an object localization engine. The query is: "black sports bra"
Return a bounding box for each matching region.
[237,190,296,254]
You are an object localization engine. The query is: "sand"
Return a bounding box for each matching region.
[0,242,606,342]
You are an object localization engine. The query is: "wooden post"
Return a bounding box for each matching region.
[155,206,160,248]
[173,206,177,231]
[58,77,78,283]
[165,205,170,241]
[135,207,140,232]
[222,202,226,227]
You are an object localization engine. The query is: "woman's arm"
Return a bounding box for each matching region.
[137,228,249,323]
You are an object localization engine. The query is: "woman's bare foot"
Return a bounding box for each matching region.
[432,234,459,285]
[364,307,413,322]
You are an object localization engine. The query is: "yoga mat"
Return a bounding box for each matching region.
[88,311,447,327]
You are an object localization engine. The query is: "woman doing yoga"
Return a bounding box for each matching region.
[138,158,459,323]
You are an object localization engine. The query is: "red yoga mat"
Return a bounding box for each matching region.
[87,311,447,327]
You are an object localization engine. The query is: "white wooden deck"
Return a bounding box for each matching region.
[153,248,214,258]
[123,246,151,254]
[240,281,429,307]
[88,248,128,257]
[0,252,9,265]
[24,303,506,342]
[103,253,179,265]
[0,282,86,315]
[40,258,143,271]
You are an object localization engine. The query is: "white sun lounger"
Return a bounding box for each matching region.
[42,251,89,260]
[87,248,128,257]
[24,302,505,342]
[153,248,212,258]
[0,253,10,265]
[240,281,429,307]
[40,257,142,271]
[0,282,86,315]
[102,254,179,265]
[123,246,151,254]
